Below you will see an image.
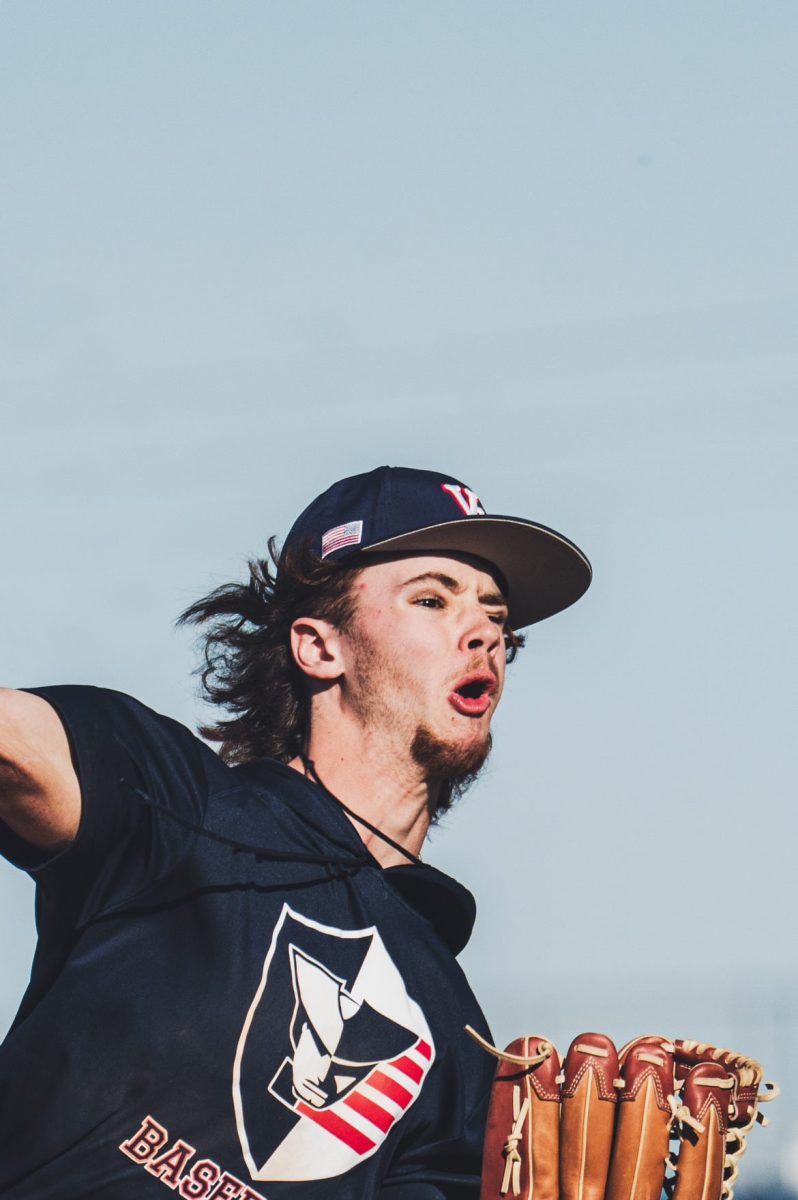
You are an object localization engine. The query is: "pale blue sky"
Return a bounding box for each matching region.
[2,1,796,1186]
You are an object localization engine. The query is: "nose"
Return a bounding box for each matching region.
[459,604,503,656]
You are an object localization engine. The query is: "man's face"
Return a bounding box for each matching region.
[337,553,509,783]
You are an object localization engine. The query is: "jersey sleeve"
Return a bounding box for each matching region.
[0,684,214,929]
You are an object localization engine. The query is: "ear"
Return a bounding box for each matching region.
[290,617,344,681]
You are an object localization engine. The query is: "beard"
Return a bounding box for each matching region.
[411,725,493,821]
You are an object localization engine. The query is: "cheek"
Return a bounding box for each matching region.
[348,609,450,694]
[383,612,444,658]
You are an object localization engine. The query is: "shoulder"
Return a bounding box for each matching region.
[24,684,233,815]
[27,684,212,758]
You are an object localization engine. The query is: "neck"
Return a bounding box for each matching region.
[287,719,436,868]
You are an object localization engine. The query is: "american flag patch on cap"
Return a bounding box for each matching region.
[321,519,364,558]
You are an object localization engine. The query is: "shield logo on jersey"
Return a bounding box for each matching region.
[232,905,435,1182]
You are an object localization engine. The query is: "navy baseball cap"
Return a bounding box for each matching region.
[281,466,591,629]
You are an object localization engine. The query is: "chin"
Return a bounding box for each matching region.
[411,725,493,783]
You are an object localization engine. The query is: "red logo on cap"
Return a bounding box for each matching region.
[440,483,485,517]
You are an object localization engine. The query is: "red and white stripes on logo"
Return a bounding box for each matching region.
[296,1038,433,1156]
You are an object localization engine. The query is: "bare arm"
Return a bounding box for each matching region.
[0,689,81,850]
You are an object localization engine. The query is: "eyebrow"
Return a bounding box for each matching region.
[399,571,508,608]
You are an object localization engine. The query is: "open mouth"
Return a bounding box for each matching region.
[448,673,497,716]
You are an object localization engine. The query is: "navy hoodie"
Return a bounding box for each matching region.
[0,686,494,1199]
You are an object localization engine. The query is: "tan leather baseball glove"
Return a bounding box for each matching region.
[467,1027,777,1200]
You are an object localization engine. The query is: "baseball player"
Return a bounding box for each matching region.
[0,466,590,1199]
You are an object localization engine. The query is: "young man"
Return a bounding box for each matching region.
[0,466,590,1199]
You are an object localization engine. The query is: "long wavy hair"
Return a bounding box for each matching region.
[178,540,362,767]
[179,541,524,816]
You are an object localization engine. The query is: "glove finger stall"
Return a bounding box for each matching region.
[605,1037,674,1200]
[479,1036,561,1200]
[559,1032,619,1200]
[670,1063,731,1200]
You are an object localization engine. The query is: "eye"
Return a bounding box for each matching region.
[413,594,445,609]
